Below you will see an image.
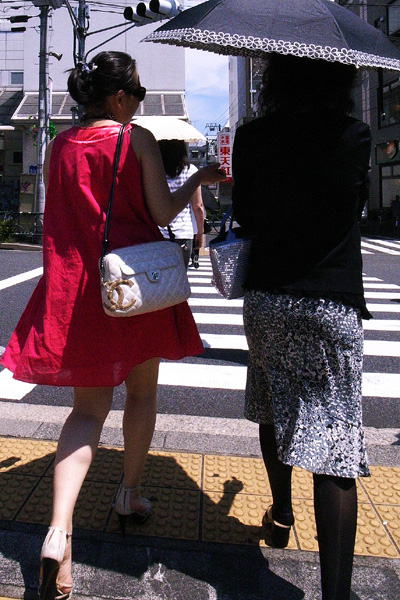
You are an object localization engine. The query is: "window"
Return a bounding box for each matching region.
[389,0,400,36]
[10,72,23,85]
[13,152,22,164]
[380,78,400,126]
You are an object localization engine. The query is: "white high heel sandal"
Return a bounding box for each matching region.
[39,526,73,600]
[114,485,151,536]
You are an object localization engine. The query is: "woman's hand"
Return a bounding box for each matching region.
[198,163,226,186]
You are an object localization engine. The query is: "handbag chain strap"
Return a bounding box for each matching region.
[99,123,127,274]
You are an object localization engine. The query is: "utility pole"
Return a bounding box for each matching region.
[35,5,49,214]
[76,0,87,63]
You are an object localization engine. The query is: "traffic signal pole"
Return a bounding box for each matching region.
[35,5,49,214]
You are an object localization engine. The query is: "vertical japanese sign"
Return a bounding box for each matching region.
[217,131,232,182]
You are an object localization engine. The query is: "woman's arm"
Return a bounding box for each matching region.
[131,126,225,227]
[190,186,204,249]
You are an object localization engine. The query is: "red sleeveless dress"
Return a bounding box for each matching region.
[1,124,203,386]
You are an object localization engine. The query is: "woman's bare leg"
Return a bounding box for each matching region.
[121,358,160,505]
[48,386,113,591]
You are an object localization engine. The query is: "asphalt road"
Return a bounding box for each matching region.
[0,237,399,428]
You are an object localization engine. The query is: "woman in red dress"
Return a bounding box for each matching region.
[1,51,224,600]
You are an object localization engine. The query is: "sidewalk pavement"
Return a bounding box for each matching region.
[0,402,399,600]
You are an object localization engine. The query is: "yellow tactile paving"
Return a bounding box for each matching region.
[354,503,399,558]
[202,491,272,546]
[359,466,400,505]
[0,439,399,559]
[85,446,124,483]
[0,473,39,520]
[375,505,400,550]
[107,486,200,540]
[293,499,318,552]
[74,481,118,530]
[292,468,313,498]
[16,476,52,524]
[203,455,270,495]
[142,451,202,489]
[0,437,55,475]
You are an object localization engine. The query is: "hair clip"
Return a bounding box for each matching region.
[77,61,98,76]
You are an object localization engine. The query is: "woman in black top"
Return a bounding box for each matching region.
[232,54,371,600]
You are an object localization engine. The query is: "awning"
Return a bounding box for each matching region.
[12,91,188,122]
[0,90,24,127]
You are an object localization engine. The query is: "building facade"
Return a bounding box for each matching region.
[0,1,186,211]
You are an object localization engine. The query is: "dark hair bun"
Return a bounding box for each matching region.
[67,51,137,108]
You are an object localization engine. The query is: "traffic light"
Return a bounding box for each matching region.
[124,1,182,24]
[32,0,64,7]
[149,0,182,18]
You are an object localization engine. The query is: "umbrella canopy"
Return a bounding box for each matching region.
[132,116,206,142]
[144,0,400,71]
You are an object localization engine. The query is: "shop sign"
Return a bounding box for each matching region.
[375,140,400,164]
[217,132,232,182]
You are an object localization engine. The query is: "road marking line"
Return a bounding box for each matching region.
[364,341,400,357]
[0,369,36,400]
[363,283,400,289]
[0,267,43,291]
[363,319,400,331]
[364,239,400,250]
[158,362,247,390]
[201,333,248,350]
[1,365,399,399]
[364,292,400,300]
[189,286,219,294]
[201,335,400,357]
[361,241,400,255]
[362,373,400,398]
[366,303,400,313]
[363,277,383,282]
[188,298,244,308]
[361,250,372,254]
[194,313,243,325]
[188,278,212,285]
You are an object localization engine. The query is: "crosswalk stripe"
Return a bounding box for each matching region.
[0,369,36,400]
[188,277,212,284]
[201,333,248,350]
[363,283,400,289]
[364,292,400,300]
[366,239,400,250]
[1,366,398,398]
[201,334,400,358]
[364,341,400,357]
[194,313,243,325]
[362,373,400,398]
[0,268,43,291]
[366,304,400,313]
[158,362,247,390]
[363,277,383,282]
[189,286,219,294]
[363,319,400,331]
[188,298,244,307]
[361,241,400,255]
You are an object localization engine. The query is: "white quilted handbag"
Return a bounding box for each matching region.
[99,125,190,317]
[100,240,190,317]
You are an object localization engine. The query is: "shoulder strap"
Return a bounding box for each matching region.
[99,124,127,271]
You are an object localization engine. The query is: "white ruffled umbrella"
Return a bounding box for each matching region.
[132,116,206,142]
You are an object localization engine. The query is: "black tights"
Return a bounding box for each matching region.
[260,424,357,600]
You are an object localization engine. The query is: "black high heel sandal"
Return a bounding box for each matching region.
[114,485,152,536]
[262,504,294,548]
